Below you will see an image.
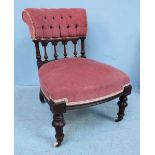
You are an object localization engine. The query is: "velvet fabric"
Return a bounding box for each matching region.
[22,8,87,40]
[38,58,130,105]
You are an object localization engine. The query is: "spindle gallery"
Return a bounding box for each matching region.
[33,37,86,69]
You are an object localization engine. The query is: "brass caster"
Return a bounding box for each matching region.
[53,141,61,147]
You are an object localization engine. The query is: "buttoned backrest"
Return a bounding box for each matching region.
[22,8,87,40]
[22,8,87,69]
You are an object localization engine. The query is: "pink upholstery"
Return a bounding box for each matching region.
[38,58,130,105]
[22,8,87,39]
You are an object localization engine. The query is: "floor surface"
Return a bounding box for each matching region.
[15,86,140,155]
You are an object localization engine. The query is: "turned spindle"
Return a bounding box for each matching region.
[80,37,86,58]
[41,41,48,62]
[62,40,67,58]
[33,40,43,68]
[72,39,78,57]
[52,41,58,60]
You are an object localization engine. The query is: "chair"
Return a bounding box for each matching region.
[22,8,132,147]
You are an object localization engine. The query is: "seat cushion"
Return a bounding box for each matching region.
[38,58,130,106]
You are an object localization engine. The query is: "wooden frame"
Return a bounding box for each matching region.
[33,36,132,147]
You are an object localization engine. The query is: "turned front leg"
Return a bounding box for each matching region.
[52,113,65,147]
[115,95,128,122]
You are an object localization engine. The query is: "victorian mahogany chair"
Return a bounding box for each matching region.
[22,8,132,147]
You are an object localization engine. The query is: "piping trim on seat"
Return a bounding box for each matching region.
[41,83,130,106]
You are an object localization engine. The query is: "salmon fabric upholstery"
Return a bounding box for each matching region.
[38,58,130,105]
[22,8,87,40]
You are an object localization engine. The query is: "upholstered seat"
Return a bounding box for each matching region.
[39,57,130,106]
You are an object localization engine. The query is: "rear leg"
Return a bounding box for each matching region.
[39,89,45,103]
[115,95,128,122]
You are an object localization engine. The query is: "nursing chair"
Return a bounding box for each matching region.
[22,8,132,147]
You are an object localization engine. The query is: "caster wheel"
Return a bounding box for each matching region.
[53,141,61,147]
[115,117,123,122]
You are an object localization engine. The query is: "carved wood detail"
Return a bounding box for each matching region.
[33,35,132,147]
[41,41,48,62]
[62,40,67,58]
[72,39,78,57]
[115,95,128,122]
[80,37,86,58]
[52,113,65,147]
[33,37,86,69]
[33,40,43,68]
[52,41,58,60]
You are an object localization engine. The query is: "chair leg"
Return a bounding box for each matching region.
[115,95,128,122]
[52,113,66,147]
[39,89,45,103]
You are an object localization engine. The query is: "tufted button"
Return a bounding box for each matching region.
[23,8,87,38]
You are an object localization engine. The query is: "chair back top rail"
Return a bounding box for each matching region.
[22,8,87,40]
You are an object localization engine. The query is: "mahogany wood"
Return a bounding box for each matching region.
[115,95,128,122]
[52,41,58,60]
[41,41,48,62]
[33,36,132,147]
[62,40,67,58]
[39,89,45,103]
[52,113,65,147]
[72,39,78,57]
[33,40,43,68]
[80,37,86,58]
